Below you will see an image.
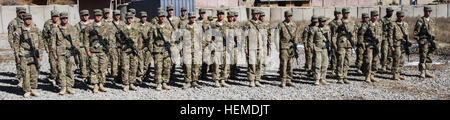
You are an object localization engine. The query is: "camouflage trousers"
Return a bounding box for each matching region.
[78,48,89,78]
[418,40,436,71]
[392,46,405,74]
[337,47,352,79]
[49,52,58,79]
[183,64,201,83]
[213,48,230,81]
[247,49,263,81]
[89,52,108,84]
[355,46,364,71]
[279,49,294,82]
[19,56,39,92]
[154,52,172,84]
[362,47,379,76]
[13,52,22,80]
[230,48,239,78]
[121,52,138,85]
[57,54,75,88]
[201,46,213,78]
[138,50,152,77]
[109,48,119,77]
[313,49,329,81]
[380,40,392,69]
[304,48,313,72]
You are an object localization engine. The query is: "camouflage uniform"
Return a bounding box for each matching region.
[119,15,141,88]
[180,13,203,88]
[302,16,318,75]
[153,12,174,90]
[179,7,189,25]
[413,7,437,78]
[391,11,409,80]
[166,5,181,80]
[109,10,124,79]
[13,14,44,96]
[137,12,153,79]
[309,16,331,85]
[42,10,60,81]
[359,11,382,83]
[259,11,272,76]
[244,9,265,87]
[328,11,342,74]
[7,7,26,85]
[51,13,80,93]
[74,10,91,79]
[198,9,212,80]
[380,8,395,72]
[277,11,299,87]
[84,10,114,92]
[336,8,356,84]
[210,10,231,87]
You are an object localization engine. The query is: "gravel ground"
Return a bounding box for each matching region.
[0,34,449,100]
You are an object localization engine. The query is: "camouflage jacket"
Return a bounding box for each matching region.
[358,21,382,49]
[337,19,356,48]
[13,24,44,59]
[8,17,24,52]
[380,16,395,41]
[276,21,299,50]
[152,22,173,53]
[309,26,331,51]
[84,21,114,53]
[75,20,91,48]
[138,21,154,51]
[413,16,435,43]
[392,21,409,47]
[179,22,203,63]
[328,19,342,47]
[210,20,230,44]
[51,24,80,56]
[166,16,180,30]
[118,23,141,54]
[301,25,315,49]
[43,20,60,52]
[111,20,126,49]
[243,19,263,50]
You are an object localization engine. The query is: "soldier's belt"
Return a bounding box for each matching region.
[21,53,35,58]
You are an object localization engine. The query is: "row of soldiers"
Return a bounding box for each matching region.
[7,5,437,98]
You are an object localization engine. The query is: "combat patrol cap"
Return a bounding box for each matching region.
[396,11,405,17]
[318,16,327,22]
[16,7,26,13]
[103,8,111,14]
[386,7,394,12]
[311,15,318,22]
[157,7,164,11]
[128,8,136,14]
[93,9,103,16]
[80,10,89,16]
[60,12,69,19]
[260,11,265,16]
[362,13,369,18]
[207,16,213,21]
[227,12,234,17]
[342,8,350,13]
[140,11,147,17]
[233,11,239,17]
[188,12,196,18]
[424,6,432,12]
[23,13,32,19]
[113,10,121,15]
[285,10,292,17]
[252,9,260,14]
[181,7,187,11]
[126,12,133,19]
[158,11,166,17]
[199,9,206,14]
[51,10,59,17]
[167,5,174,11]
[217,10,225,15]
[334,9,342,14]
[371,10,379,16]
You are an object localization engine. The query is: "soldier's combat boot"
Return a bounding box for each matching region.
[380,66,387,72]
[93,84,99,93]
[357,69,363,75]
[214,80,221,88]
[320,79,329,85]
[314,79,320,85]
[399,75,406,80]
[162,83,172,90]
[393,73,400,80]
[31,89,40,96]
[24,92,31,98]
[425,70,435,78]
[99,84,108,92]
[192,81,201,88]
[420,70,426,78]
[280,80,286,87]
[220,80,230,87]
[286,80,295,87]
[338,78,344,84]
[59,87,67,95]
[249,80,255,87]
[255,80,264,87]
[370,74,379,82]
[123,85,129,91]
[183,82,192,89]
[67,87,75,94]
[365,75,372,83]
[130,84,137,91]
[343,79,351,84]
[156,84,163,91]
[17,78,23,87]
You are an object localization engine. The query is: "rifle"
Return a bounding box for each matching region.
[283,22,299,59]
[112,23,139,55]
[340,19,355,47]
[398,23,412,62]
[365,24,380,53]
[19,27,40,70]
[90,27,110,53]
[157,27,172,58]
[422,25,437,52]
[324,32,332,61]
[57,25,78,56]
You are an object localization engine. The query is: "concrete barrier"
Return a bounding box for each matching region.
[292,7,313,21]
[402,5,414,17]
[0,6,3,34]
[324,7,335,18]
[357,6,378,18]
[313,7,325,17]
[270,7,290,22]
[43,5,54,21]
[29,6,46,30]
[413,5,424,17]
[436,4,447,18]
[448,4,450,18]
[258,7,270,21]
[69,5,80,25]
